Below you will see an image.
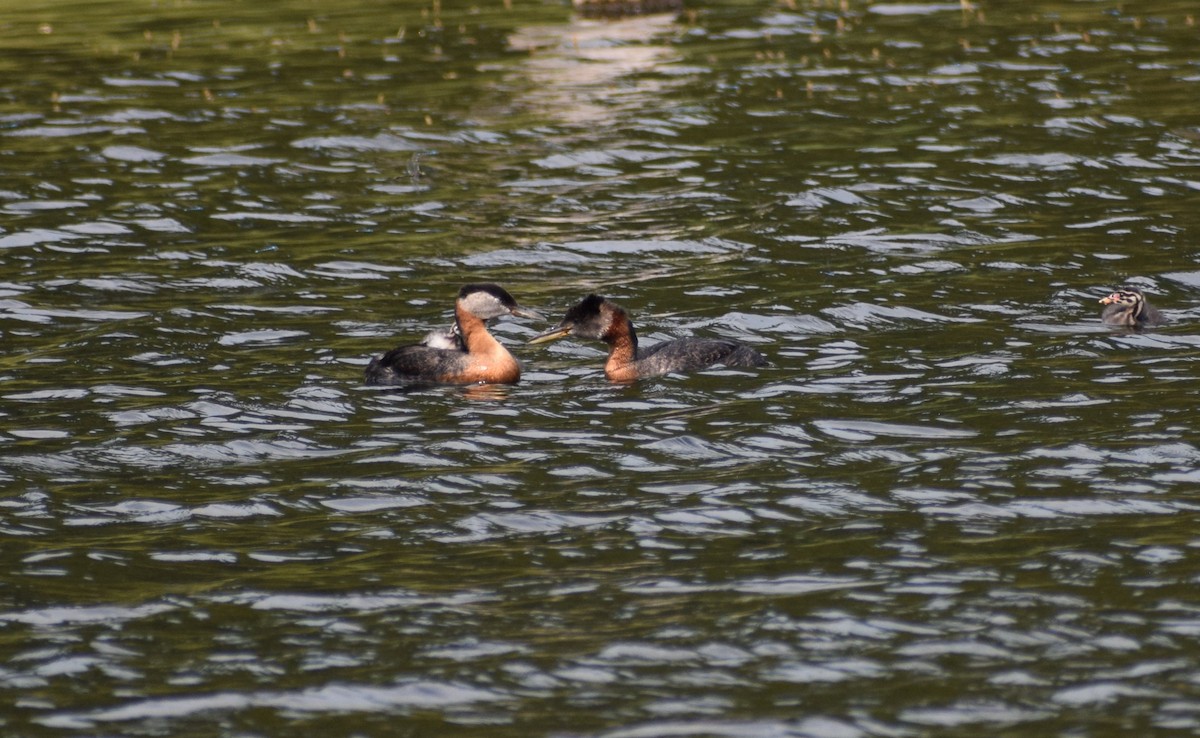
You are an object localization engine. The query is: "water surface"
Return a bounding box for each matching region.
[4,0,1200,735]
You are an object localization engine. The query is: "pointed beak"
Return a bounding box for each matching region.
[1098,295,1115,305]
[510,306,545,321]
[528,323,573,345]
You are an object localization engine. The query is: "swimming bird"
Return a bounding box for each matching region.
[365,284,542,385]
[1098,287,1165,328]
[529,293,768,382]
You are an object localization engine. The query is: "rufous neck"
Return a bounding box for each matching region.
[456,306,503,354]
[602,312,639,380]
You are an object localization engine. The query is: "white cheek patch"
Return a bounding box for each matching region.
[599,310,615,337]
[461,292,505,319]
[461,293,485,313]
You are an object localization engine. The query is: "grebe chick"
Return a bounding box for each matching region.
[365,284,542,385]
[1099,287,1165,328]
[529,293,768,382]
[420,324,464,351]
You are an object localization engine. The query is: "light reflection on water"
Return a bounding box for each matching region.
[4,0,1200,735]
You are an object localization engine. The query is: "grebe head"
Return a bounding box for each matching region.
[1098,288,1144,309]
[458,284,544,321]
[529,294,623,344]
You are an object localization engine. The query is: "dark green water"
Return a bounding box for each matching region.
[4,0,1200,735]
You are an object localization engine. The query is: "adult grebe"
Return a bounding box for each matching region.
[1099,288,1165,328]
[529,293,767,382]
[365,284,542,385]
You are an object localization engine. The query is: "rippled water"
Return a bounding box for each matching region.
[5,0,1200,735]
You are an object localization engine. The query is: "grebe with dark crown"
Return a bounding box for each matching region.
[365,284,542,385]
[1098,287,1165,328]
[529,294,768,382]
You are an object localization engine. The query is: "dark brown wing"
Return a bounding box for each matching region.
[364,345,469,385]
[636,338,767,377]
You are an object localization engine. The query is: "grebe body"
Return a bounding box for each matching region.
[530,294,767,381]
[1098,288,1165,328]
[365,284,541,385]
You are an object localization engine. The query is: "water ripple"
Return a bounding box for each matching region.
[44,681,507,729]
[4,2,1200,735]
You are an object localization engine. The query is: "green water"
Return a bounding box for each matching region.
[3,0,1200,735]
